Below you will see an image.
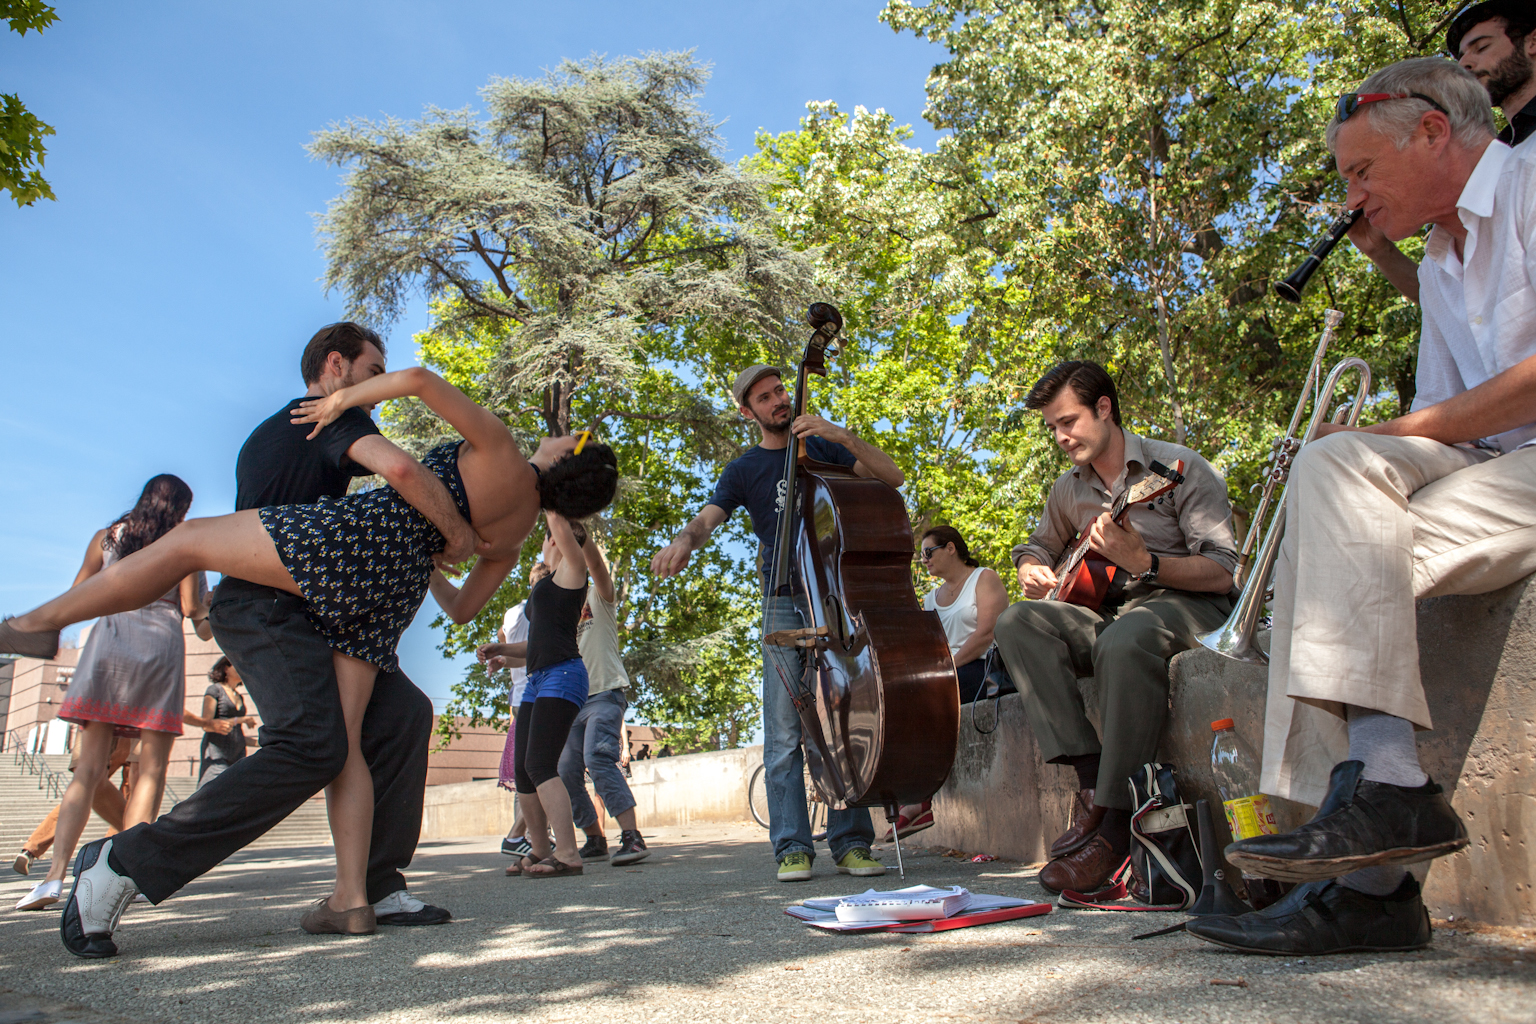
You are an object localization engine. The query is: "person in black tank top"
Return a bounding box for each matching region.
[500,513,591,877]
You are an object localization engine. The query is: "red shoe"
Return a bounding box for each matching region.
[897,804,935,839]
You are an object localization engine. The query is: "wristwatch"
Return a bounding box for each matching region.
[1133,552,1160,584]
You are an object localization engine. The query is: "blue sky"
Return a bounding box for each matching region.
[0,1,943,712]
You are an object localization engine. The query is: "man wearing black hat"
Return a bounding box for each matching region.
[1349,1,1535,302]
[649,365,905,882]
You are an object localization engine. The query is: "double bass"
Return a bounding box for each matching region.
[764,303,958,865]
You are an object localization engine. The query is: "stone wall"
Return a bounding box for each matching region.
[923,575,1536,927]
[421,744,764,839]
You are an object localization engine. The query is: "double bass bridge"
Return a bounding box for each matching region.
[763,625,831,650]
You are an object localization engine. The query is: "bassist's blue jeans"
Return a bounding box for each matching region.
[762,593,875,862]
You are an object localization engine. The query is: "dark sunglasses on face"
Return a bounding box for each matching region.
[1336,91,1450,124]
[920,545,945,560]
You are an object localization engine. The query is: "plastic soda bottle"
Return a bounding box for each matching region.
[1210,718,1277,840]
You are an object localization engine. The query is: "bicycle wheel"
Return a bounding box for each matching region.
[804,765,829,842]
[748,763,771,829]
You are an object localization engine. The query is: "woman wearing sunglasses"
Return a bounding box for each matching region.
[885,525,1008,840]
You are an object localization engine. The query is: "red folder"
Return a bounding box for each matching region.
[888,902,1052,932]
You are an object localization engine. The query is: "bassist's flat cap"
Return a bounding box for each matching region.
[732,364,786,407]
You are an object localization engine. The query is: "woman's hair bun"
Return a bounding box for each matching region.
[537,442,618,520]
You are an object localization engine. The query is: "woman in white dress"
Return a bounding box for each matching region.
[887,525,1008,841]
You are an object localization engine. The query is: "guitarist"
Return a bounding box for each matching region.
[1000,361,1237,897]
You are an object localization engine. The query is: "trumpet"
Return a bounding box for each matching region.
[1198,309,1372,664]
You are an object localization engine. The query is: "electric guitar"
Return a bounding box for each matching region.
[1045,459,1186,611]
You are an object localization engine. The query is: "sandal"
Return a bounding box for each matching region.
[524,856,583,878]
[505,855,537,877]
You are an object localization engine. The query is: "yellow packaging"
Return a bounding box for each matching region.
[1223,795,1278,839]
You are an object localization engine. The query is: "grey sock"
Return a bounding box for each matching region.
[1340,864,1409,896]
[1346,706,1428,789]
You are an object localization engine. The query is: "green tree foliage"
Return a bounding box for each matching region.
[311,53,813,748]
[1,0,58,208]
[745,1,1464,584]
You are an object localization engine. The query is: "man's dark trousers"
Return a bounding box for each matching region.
[110,578,432,904]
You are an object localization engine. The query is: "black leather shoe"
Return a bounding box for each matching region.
[1186,875,1432,955]
[1225,760,1467,883]
[579,834,610,861]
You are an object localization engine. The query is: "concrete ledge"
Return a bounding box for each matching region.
[925,574,1536,927]
[421,745,763,840]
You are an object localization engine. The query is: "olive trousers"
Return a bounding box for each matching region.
[993,585,1233,810]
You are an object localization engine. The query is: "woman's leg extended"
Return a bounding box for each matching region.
[126,730,178,829]
[14,513,298,633]
[326,653,378,912]
[523,697,583,872]
[43,722,117,884]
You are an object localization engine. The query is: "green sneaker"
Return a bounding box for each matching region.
[777,852,813,882]
[835,848,886,877]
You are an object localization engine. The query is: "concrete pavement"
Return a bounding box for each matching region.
[1,821,1533,1024]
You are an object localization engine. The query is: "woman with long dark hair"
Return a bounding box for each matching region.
[0,368,618,934]
[14,475,212,913]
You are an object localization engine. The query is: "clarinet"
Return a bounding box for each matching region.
[1274,208,1363,303]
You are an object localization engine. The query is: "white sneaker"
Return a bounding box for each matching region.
[69,838,137,935]
[15,878,62,911]
[13,851,34,876]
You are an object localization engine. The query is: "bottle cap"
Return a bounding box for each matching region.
[1211,718,1235,731]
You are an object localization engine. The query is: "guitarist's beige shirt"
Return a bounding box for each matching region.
[1009,430,1238,577]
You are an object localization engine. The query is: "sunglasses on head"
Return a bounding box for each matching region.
[1336,91,1449,124]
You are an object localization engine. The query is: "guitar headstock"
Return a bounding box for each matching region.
[1123,459,1185,506]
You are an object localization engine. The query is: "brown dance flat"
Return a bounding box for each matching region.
[0,619,60,659]
[524,856,583,878]
[300,898,377,935]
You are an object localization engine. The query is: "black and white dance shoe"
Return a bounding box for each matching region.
[59,838,140,959]
[1186,875,1432,955]
[1224,760,1467,883]
[373,889,451,926]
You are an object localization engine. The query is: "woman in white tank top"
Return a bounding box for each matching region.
[888,526,1008,841]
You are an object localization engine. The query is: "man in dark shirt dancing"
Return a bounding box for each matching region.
[63,323,476,957]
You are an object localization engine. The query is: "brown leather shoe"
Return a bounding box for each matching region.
[1049,789,1104,859]
[300,898,376,935]
[1038,834,1121,895]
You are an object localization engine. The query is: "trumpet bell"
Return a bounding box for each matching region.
[1196,620,1269,664]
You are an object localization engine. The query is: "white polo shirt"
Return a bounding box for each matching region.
[1415,140,1536,453]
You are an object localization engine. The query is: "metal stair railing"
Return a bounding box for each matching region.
[8,726,71,800]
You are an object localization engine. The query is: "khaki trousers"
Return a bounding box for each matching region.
[994,586,1233,810]
[1262,432,1536,806]
[23,737,133,856]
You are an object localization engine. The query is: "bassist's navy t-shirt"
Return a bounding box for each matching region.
[708,439,857,580]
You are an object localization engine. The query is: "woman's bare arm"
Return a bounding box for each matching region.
[951,568,1009,666]
[72,530,109,586]
[546,513,587,590]
[292,367,515,463]
[180,573,212,639]
[429,560,520,624]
